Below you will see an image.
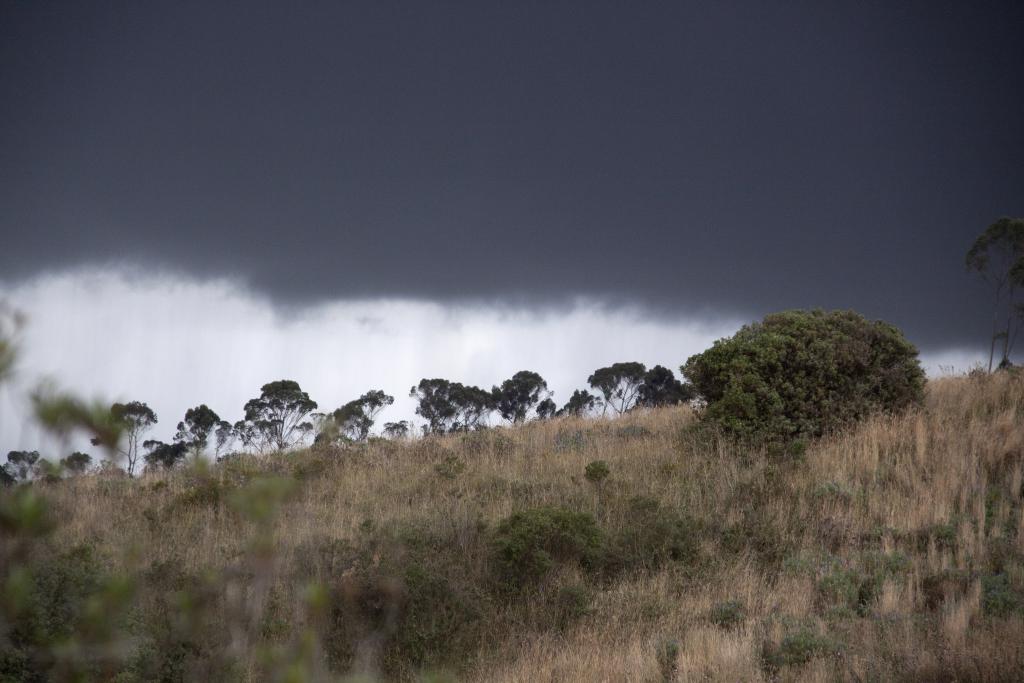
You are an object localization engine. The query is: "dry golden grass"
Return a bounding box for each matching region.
[30,372,1024,681]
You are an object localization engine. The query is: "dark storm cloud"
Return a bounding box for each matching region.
[2,1,1022,349]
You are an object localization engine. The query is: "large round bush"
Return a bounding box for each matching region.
[682,310,925,441]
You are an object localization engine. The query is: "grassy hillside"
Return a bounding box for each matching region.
[3,373,1024,681]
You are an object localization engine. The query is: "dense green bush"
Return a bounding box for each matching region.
[601,497,700,575]
[682,309,925,441]
[491,507,604,590]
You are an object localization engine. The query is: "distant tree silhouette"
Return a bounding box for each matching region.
[60,451,92,475]
[410,379,461,434]
[492,371,551,423]
[588,362,647,414]
[967,217,1024,370]
[332,390,394,441]
[174,404,225,459]
[382,420,411,439]
[143,440,188,470]
[535,397,557,420]
[454,384,495,431]
[94,401,156,476]
[410,379,495,434]
[234,380,318,452]
[637,365,695,408]
[557,389,601,417]
[4,450,40,482]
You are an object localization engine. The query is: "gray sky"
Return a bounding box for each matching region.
[0,2,1021,450]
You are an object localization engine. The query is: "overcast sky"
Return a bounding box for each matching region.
[1,2,1022,450]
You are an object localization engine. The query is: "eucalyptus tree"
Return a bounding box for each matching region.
[175,404,229,459]
[4,450,40,482]
[535,397,557,420]
[234,380,318,452]
[557,389,601,417]
[966,217,1024,370]
[60,451,92,475]
[98,401,157,476]
[143,440,189,470]
[636,365,695,408]
[410,378,495,434]
[382,420,411,439]
[492,370,551,423]
[332,390,395,441]
[587,362,647,414]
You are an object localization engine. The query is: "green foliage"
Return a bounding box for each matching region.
[143,439,189,471]
[0,544,137,682]
[709,600,746,629]
[3,451,40,483]
[0,306,22,387]
[30,384,125,455]
[637,365,695,408]
[234,380,318,453]
[535,398,557,419]
[587,362,647,414]
[410,379,495,434]
[491,507,604,590]
[108,401,157,476]
[584,460,610,486]
[966,216,1024,370]
[557,389,600,417]
[59,451,92,475]
[491,370,550,423]
[763,627,839,668]
[683,309,925,441]
[982,573,1023,616]
[382,420,411,439]
[174,404,228,459]
[330,389,394,442]
[601,497,699,575]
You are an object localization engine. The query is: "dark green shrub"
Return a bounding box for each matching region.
[709,600,745,629]
[550,583,592,629]
[982,573,1023,616]
[683,310,925,441]
[584,460,610,487]
[601,497,699,575]
[763,627,838,668]
[491,507,604,590]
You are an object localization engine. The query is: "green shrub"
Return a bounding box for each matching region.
[709,600,745,629]
[682,309,925,441]
[763,627,838,668]
[602,497,699,575]
[584,460,610,487]
[491,507,604,590]
[434,456,466,480]
[982,573,1023,616]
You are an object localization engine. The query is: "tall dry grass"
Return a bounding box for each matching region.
[26,372,1024,681]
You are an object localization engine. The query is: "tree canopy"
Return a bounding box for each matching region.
[558,389,601,417]
[966,216,1024,370]
[331,390,395,441]
[234,380,318,452]
[587,362,647,414]
[410,379,495,434]
[104,401,157,476]
[492,371,550,423]
[683,309,925,441]
[174,404,225,459]
[636,365,695,408]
